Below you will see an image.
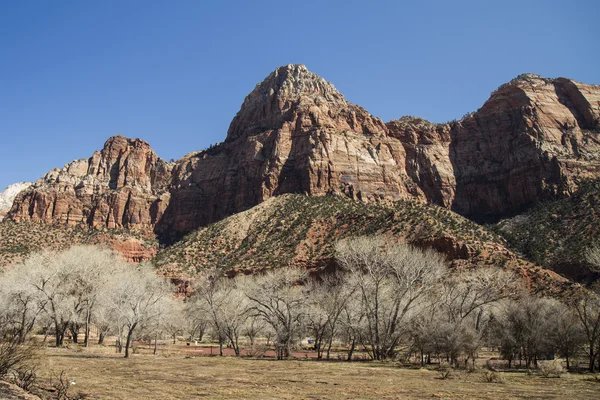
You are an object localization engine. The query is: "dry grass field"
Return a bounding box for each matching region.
[30,345,600,400]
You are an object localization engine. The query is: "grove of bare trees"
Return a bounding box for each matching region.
[0,246,173,358]
[1,237,600,374]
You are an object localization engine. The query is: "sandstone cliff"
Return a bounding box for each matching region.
[156,64,421,237]
[9,136,173,229]
[8,66,600,236]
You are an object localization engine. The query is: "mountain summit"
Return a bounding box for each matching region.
[8,66,600,238]
[226,64,386,141]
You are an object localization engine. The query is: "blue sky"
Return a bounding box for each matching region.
[0,0,599,189]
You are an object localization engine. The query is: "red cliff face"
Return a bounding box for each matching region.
[156,65,422,236]
[10,136,173,229]
[449,74,600,219]
[8,67,600,236]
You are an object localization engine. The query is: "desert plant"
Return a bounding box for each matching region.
[483,370,504,383]
[10,365,37,391]
[51,370,72,400]
[538,360,564,378]
[0,341,38,378]
[438,362,453,379]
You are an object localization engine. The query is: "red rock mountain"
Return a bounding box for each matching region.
[10,136,173,229]
[8,66,600,238]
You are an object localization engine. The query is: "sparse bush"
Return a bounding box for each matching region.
[483,370,504,383]
[10,365,37,391]
[539,361,564,378]
[244,345,269,358]
[49,370,70,400]
[0,341,38,378]
[438,362,454,379]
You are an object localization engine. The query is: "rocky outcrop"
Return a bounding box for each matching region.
[448,74,600,219]
[9,136,173,229]
[0,182,32,220]
[387,73,600,220]
[156,65,422,236]
[8,67,600,236]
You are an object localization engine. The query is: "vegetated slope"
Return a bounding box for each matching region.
[496,179,600,282]
[0,219,159,270]
[153,194,569,292]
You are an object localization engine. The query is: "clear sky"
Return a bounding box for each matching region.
[1,0,599,190]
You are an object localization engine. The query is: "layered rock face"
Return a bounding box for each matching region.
[10,136,173,229]
[8,66,600,235]
[157,65,423,236]
[387,74,600,219]
[449,74,600,219]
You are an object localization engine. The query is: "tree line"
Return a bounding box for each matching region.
[1,237,599,372]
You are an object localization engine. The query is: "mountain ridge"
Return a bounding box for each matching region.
[7,65,600,240]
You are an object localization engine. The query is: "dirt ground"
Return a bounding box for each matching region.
[30,345,600,400]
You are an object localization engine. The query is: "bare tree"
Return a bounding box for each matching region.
[335,236,446,360]
[18,251,76,347]
[102,263,173,358]
[187,268,228,356]
[433,267,522,366]
[0,268,44,343]
[571,286,600,372]
[242,316,265,347]
[492,296,555,369]
[549,302,585,370]
[305,273,355,359]
[245,267,307,360]
[56,246,123,347]
[218,280,250,356]
[1,246,128,347]
[138,296,183,354]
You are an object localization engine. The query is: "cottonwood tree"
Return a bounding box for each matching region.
[2,246,128,347]
[492,296,556,369]
[56,246,122,347]
[433,267,522,366]
[245,267,307,359]
[101,263,173,358]
[305,273,355,359]
[338,288,365,361]
[0,268,45,343]
[549,302,585,370]
[138,296,182,354]
[218,280,250,356]
[187,268,228,356]
[242,315,265,347]
[17,251,77,347]
[183,302,208,343]
[335,236,446,360]
[571,286,600,372]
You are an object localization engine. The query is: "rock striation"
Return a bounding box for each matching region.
[8,66,600,236]
[10,136,173,229]
[157,65,421,236]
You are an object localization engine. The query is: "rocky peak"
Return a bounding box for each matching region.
[8,135,173,229]
[257,64,344,102]
[226,64,386,141]
[87,135,171,191]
